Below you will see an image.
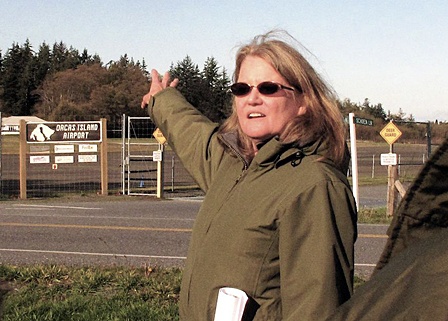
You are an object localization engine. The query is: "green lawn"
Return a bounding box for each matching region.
[0,264,367,321]
[0,265,181,321]
[358,207,392,224]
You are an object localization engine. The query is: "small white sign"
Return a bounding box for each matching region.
[54,144,75,153]
[55,155,74,164]
[30,155,50,164]
[29,145,50,154]
[381,153,397,166]
[78,155,98,163]
[79,144,98,153]
[153,150,162,162]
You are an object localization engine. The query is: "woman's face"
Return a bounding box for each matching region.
[235,56,305,150]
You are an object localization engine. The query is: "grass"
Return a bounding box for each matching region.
[354,275,366,289]
[0,265,181,321]
[349,174,416,186]
[0,265,368,321]
[357,206,392,224]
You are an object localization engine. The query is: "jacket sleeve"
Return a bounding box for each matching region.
[147,87,224,192]
[279,179,357,320]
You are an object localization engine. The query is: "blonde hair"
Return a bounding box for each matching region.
[218,30,347,167]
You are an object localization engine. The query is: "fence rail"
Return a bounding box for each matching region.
[0,116,430,198]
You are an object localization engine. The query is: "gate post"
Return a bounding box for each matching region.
[156,144,164,198]
[386,164,398,217]
[100,118,108,195]
[19,119,27,199]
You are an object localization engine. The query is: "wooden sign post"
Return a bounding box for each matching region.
[380,121,402,216]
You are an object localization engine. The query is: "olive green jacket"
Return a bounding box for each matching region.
[328,138,448,320]
[148,88,357,321]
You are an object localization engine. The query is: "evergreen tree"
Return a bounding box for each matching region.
[362,98,387,121]
[91,54,102,65]
[169,55,231,122]
[337,98,359,115]
[35,43,51,86]
[0,40,37,115]
[50,41,81,72]
[218,68,232,117]
[169,55,203,108]
[80,48,94,65]
[387,108,407,122]
[0,40,104,116]
[201,57,231,121]
[140,58,150,79]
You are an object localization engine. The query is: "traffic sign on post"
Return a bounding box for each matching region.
[354,117,374,127]
[153,128,167,145]
[381,153,398,166]
[380,122,402,145]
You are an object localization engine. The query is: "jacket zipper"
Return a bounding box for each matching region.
[221,138,249,182]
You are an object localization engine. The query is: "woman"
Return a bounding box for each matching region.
[142,31,357,321]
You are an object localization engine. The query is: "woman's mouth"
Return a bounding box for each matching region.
[248,112,265,118]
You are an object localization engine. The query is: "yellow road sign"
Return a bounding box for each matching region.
[380,122,402,145]
[153,128,167,145]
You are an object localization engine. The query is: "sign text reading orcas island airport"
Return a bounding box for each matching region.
[26,121,102,143]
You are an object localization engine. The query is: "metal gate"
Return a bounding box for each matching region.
[122,115,162,196]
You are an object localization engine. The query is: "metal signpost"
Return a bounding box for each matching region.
[348,114,374,211]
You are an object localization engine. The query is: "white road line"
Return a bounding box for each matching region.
[170,197,204,202]
[0,249,375,266]
[0,212,195,222]
[11,204,102,210]
[0,248,186,260]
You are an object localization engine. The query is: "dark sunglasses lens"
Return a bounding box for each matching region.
[258,82,279,95]
[231,83,251,96]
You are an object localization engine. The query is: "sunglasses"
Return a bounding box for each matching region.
[229,81,300,96]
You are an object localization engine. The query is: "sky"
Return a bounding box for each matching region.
[1,0,447,122]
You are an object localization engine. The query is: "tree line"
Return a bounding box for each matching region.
[1,40,446,143]
[0,40,231,126]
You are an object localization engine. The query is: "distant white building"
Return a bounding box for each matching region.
[1,116,46,135]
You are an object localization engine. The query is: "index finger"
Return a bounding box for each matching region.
[170,78,180,88]
[151,69,161,85]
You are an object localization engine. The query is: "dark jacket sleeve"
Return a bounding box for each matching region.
[327,138,448,321]
[147,87,224,192]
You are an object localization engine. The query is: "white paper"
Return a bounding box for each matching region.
[214,287,248,321]
[54,144,74,153]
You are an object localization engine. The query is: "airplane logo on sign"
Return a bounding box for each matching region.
[29,124,55,142]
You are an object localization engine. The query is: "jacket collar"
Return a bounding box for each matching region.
[220,131,327,168]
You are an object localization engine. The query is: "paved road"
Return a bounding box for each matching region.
[0,198,195,267]
[0,186,388,279]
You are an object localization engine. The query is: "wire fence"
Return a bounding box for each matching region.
[0,115,202,198]
[353,143,428,180]
[0,115,430,199]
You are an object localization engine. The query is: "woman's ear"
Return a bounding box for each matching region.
[294,94,307,116]
[297,103,307,116]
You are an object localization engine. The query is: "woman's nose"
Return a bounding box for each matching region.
[246,87,262,105]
